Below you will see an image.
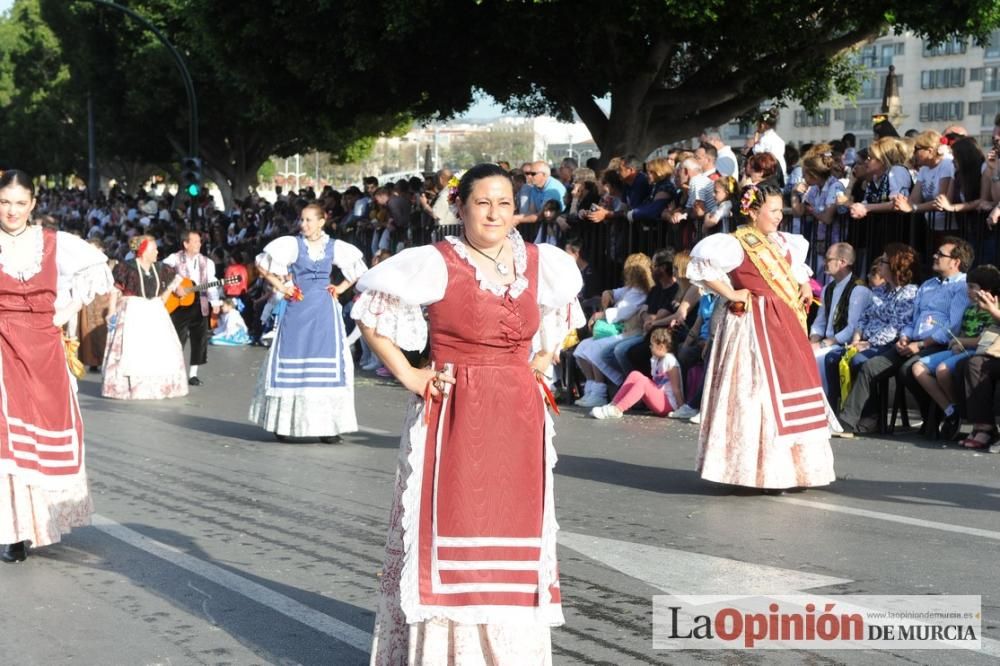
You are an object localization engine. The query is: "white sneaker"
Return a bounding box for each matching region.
[688,412,701,424]
[590,404,623,420]
[669,404,699,419]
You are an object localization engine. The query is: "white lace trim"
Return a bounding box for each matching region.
[0,225,44,281]
[353,291,428,352]
[304,233,331,261]
[397,394,564,626]
[445,231,529,299]
[70,262,115,305]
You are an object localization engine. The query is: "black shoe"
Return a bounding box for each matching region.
[320,435,341,444]
[1,541,27,563]
[274,433,289,443]
[188,376,203,386]
[938,411,960,441]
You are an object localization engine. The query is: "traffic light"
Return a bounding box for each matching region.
[180,156,202,197]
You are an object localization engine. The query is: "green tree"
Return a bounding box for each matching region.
[445,1,1000,159]
[0,0,83,177]
[36,0,416,209]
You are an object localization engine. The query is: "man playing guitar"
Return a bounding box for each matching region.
[164,230,220,386]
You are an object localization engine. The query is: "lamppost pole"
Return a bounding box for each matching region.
[78,0,199,157]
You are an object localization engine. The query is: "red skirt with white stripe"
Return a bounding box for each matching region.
[0,310,84,484]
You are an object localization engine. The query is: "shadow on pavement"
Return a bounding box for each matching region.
[37,523,372,666]
[556,453,1000,512]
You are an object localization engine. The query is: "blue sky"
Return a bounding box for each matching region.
[0,0,12,14]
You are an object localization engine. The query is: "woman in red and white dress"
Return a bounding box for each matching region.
[354,164,583,665]
[687,182,837,491]
[0,170,113,563]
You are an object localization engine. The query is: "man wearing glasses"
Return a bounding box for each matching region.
[838,237,972,436]
[810,243,871,411]
[513,161,566,227]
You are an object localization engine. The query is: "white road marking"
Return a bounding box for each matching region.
[91,514,372,654]
[764,496,1000,541]
[561,531,1000,658]
[559,531,851,599]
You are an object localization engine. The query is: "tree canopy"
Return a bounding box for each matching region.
[3,0,1000,193]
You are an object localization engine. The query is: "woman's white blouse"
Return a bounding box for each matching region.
[352,235,584,353]
[687,231,812,292]
[255,235,368,283]
[55,231,115,309]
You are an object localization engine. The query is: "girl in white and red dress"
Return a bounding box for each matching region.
[102,234,189,400]
[355,164,584,665]
[0,170,114,563]
[687,183,837,491]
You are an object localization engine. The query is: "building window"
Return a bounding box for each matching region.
[922,38,967,57]
[986,30,1000,59]
[842,105,880,131]
[918,101,965,123]
[920,68,966,89]
[859,73,903,99]
[984,67,1000,93]
[879,44,895,67]
[972,68,984,82]
[793,109,831,127]
[979,100,1000,126]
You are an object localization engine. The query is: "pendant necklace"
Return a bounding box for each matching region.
[463,235,510,276]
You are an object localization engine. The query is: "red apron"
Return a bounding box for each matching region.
[0,229,84,483]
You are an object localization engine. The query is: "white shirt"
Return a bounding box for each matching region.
[687,173,717,214]
[810,274,872,344]
[753,129,787,179]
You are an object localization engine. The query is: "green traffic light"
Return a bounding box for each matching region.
[186,183,201,197]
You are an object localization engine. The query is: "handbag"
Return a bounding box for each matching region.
[63,335,86,379]
[592,319,624,339]
[978,325,1000,358]
[838,346,859,406]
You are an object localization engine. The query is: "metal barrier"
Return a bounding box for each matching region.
[340,209,999,292]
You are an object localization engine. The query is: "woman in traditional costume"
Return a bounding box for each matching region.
[687,183,837,491]
[77,239,112,371]
[249,203,367,442]
[102,234,189,400]
[0,170,113,563]
[355,164,584,665]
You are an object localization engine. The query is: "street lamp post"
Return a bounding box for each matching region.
[76,0,199,195]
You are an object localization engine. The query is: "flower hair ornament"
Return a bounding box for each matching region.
[740,185,760,216]
[445,175,461,206]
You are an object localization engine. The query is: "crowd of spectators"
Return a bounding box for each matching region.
[20,108,1000,449]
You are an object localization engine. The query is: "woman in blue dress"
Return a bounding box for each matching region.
[249,203,368,442]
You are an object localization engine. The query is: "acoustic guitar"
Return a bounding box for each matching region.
[165,275,242,314]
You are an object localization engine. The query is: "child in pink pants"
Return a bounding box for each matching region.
[590,328,683,419]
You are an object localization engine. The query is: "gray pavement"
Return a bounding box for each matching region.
[0,346,997,665]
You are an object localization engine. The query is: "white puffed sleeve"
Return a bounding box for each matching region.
[255,236,299,274]
[332,239,368,283]
[778,232,813,284]
[535,244,586,354]
[686,233,743,292]
[55,231,114,310]
[352,245,447,351]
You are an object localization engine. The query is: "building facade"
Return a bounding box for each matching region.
[721,29,1000,149]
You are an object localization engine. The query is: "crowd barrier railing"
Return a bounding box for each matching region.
[340,210,998,293]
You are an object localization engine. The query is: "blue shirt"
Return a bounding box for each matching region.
[528,177,567,214]
[625,172,651,209]
[901,273,968,344]
[859,284,918,347]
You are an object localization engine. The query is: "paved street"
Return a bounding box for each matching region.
[1,346,997,665]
